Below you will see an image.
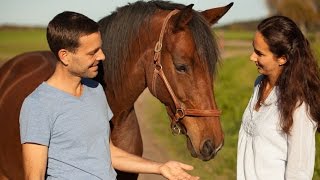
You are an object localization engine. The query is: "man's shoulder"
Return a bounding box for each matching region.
[82,78,104,95]
[24,82,46,102]
[81,78,100,88]
[23,82,59,107]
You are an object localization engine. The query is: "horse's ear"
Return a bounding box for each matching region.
[172,4,194,33]
[201,2,233,25]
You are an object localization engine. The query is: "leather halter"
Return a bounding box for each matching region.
[151,9,221,127]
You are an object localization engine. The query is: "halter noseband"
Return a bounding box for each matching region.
[151,10,221,134]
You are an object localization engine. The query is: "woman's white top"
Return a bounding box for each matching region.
[237,78,317,180]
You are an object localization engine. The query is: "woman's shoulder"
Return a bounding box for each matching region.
[294,102,318,128]
[254,75,264,87]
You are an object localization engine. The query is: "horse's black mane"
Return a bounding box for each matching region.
[97,0,220,88]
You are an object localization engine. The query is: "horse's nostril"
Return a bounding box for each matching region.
[200,140,214,158]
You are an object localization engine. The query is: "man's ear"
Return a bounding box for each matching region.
[58,49,69,66]
[278,56,287,66]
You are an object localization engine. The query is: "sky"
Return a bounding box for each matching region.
[1,0,269,27]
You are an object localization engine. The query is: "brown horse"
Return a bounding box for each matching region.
[0,1,233,179]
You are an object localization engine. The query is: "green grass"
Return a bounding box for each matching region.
[1,27,319,179]
[0,28,48,61]
[312,42,320,61]
[215,30,254,41]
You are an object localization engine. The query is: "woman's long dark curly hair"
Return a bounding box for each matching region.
[258,16,320,134]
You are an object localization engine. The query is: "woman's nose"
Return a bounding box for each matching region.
[250,52,257,62]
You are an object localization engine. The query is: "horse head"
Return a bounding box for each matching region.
[145,3,233,161]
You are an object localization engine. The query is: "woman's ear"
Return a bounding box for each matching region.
[278,56,287,66]
[58,49,69,66]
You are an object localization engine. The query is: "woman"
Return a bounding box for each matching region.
[237,16,320,180]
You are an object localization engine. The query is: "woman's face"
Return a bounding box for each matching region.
[250,31,285,80]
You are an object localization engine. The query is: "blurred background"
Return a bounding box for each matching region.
[1,0,319,179]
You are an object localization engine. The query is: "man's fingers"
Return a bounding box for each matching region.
[160,161,200,180]
[178,162,194,171]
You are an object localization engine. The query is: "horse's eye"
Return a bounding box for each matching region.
[175,64,188,73]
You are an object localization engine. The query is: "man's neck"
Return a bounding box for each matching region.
[46,63,83,97]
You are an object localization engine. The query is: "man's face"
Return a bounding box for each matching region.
[68,32,105,78]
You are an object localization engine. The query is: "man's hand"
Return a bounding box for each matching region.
[159,161,200,180]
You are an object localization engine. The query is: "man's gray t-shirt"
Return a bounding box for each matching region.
[20,79,117,179]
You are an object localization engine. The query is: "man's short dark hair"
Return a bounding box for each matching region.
[47,11,99,57]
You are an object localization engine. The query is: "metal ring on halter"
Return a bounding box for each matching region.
[172,124,181,135]
[175,108,185,120]
[155,63,162,71]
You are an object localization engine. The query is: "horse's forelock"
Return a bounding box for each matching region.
[189,13,220,76]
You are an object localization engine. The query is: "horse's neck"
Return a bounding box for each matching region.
[106,50,153,114]
[106,15,163,114]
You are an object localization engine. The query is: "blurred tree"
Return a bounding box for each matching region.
[315,0,320,24]
[265,0,278,14]
[265,0,319,33]
[316,0,320,8]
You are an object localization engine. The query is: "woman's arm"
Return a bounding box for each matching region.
[286,103,317,179]
[109,140,199,180]
[22,143,48,180]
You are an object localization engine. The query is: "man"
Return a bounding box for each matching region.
[19,11,199,180]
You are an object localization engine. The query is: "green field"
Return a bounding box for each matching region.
[0,28,48,61]
[0,28,319,179]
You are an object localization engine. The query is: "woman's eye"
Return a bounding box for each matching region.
[254,49,263,56]
[175,64,187,73]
